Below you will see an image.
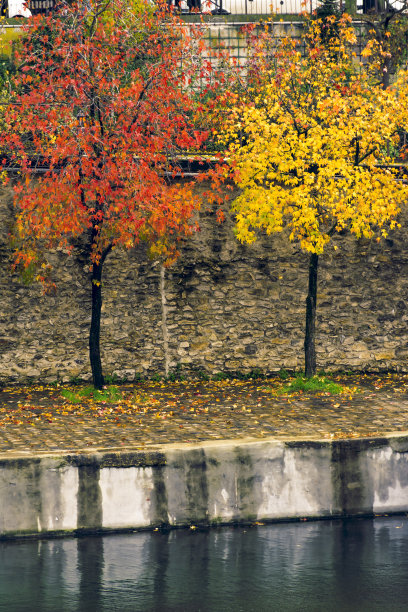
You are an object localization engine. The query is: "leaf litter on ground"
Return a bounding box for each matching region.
[0,373,407,449]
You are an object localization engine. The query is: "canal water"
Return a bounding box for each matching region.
[0,517,407,611]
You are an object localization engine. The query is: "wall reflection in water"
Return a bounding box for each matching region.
[1,517,408,611]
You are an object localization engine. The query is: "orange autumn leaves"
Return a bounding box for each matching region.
[5,0,206,276]
[7,9,408,272]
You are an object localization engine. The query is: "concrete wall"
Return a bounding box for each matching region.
[1,434,408,538]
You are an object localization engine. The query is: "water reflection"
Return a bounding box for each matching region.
[1,517,408,611]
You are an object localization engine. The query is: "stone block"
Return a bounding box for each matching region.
[374,352,396,361]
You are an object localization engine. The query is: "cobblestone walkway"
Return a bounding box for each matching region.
[0,373,408,456]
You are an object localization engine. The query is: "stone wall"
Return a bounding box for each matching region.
[0,181,408,383]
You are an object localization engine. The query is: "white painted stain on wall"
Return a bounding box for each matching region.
[43,466,78,531]
[60,467,79,530]
[100,467,154,529]
[256,446,333,519]
[369,447,408,513]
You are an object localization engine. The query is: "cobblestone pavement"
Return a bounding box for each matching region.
[0,373,408,456]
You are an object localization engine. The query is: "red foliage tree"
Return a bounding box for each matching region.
[3,0,207,388]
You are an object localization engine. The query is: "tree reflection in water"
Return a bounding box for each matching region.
[0,517,408,611]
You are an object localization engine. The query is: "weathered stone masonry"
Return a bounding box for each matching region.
[0,182,408,383]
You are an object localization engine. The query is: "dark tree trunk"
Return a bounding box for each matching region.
[90,260,105,390]
[89,245,112,390]
[304,252,319,378]
[382,55,391,90]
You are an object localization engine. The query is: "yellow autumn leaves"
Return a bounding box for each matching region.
[218,15,408,255]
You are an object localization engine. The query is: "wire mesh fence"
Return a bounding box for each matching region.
[179,17,408,160]
[181,19,371,84]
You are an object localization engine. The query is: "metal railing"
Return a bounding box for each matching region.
[173,0,407,14]
[182,20,371,78]
[5,0,406,17]
[173,0,317,14]
[28,0,56,14]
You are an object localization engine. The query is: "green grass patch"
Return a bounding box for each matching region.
[279,375,344,395]
[61,385,122,404]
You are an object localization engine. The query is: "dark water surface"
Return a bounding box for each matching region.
[1,517,408,612]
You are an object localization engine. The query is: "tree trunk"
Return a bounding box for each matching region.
[89,260,105,390]
[382,54,391,90]
[304,252,319,378]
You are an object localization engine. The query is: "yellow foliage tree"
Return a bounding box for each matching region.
[218,16,408,377]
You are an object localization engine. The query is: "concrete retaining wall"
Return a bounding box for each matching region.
[1,433,408,538]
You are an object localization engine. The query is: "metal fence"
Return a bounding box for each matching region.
[6,0,408,17]
[205,0,314,14]
[175,0,316,14]
[28,0,56,14]
[183,20,370,80]
[173,0,407,14]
